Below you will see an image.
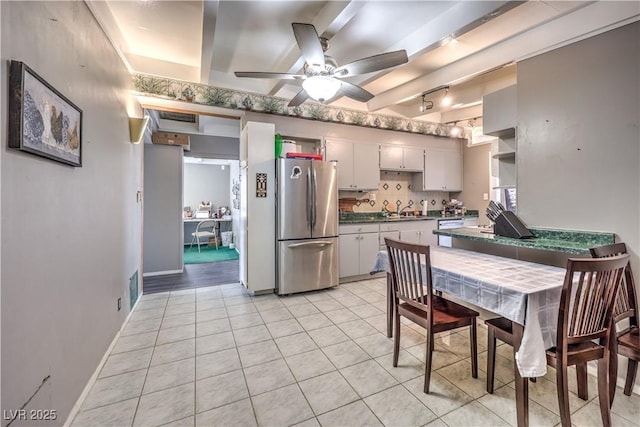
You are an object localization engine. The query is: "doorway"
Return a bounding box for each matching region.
[141,108,242,294]
[182,156,239,265]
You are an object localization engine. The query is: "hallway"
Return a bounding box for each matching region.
[143,261,240,294]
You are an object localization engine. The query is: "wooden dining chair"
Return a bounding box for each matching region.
[547,254,629,427]
[590,243,639,401]
[385,238,479,393]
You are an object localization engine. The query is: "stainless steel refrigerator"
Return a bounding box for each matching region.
[276,158,339,295]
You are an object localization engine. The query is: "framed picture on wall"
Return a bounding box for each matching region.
[8,60,82,167]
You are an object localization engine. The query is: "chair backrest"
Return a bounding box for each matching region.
[385,238,432,318]
[557,254,630,350]
[196,220,216,232]
[590,243,638,324]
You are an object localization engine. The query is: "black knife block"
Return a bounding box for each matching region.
[494,211,534,239]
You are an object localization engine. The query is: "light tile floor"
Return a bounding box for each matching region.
[71,278,640,427]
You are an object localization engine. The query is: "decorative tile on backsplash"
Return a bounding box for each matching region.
[341,171,450,213]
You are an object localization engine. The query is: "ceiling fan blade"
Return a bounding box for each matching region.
[338,81,374,103]
[335,50,408,76]
[292,23,325,69]
[288,89,309,107]
[234,72,304,80]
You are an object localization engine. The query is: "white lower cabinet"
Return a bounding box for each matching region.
[339,224,379,278]
[394,221,438,247]
[339,220,440,279]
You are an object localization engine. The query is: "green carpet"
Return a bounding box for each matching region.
[184,245,239,264]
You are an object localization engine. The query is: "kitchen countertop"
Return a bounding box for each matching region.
[433,226,615,255]
[339,210,479,224]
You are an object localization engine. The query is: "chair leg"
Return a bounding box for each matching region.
[386,274,393,338]
[623,358,637,397]
[470,320,478,379]
[197,236,201,253]
[556,365,571,427]
[608,337,618,407]
[393,312,400,367]
[487,325,496,394]
[424,328,433,393]
[576,363,588,400]
[597,357,612,427]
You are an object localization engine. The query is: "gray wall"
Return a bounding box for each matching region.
[456,142,492,225]
[517,22,639,282]
[0,1,142,424]
[183,163,230,213]
[144,144,183,274]
[517,22,639,388]
[188,134,239,159]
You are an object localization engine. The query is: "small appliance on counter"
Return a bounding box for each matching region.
[486,200,533,239]
[442,199,466,216]
[195,201,212,219]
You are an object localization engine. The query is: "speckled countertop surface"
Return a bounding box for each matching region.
[339,210,479,224]
[433,226,615,254]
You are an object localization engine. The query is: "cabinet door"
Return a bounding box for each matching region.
[402,147,425,172]
[399,228,421,245]
[418,221,438,247]
[379,145,403,170]
[353,143,380,190]
[339,234,360,278]
[358,233,380,275]
[379,231,400,249]
[442,150,463,191]
[424,150,445,191]
[326,140,354,190]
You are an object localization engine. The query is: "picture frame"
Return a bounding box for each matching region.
[8,60,82,167]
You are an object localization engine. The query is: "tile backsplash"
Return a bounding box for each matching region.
[339,171,450,213]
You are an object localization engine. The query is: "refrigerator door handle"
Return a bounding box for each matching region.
[287,240,334,248]
[311,167,318,229]
[306,167,312,228]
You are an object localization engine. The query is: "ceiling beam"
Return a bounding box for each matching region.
[367,0,640,111]
[200,0,219,84]
[344,1,522,92]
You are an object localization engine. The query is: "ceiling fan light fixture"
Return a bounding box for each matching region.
[302,76,341,102]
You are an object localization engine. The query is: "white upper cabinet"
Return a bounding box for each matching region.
[413,149,463,192]
[379,145,424,171]
[326,139,379,190]
[482,85,517,137]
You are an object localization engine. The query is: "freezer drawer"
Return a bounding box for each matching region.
[277,237,338,295]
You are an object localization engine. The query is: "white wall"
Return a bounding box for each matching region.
[457,142,492,225]
[183,163,230,213]
[0,1,142,424]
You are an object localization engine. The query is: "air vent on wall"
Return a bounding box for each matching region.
[159,111,197,123]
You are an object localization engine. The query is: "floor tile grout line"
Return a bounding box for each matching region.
[129,296,168,427]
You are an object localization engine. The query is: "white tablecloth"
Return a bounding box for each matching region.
[372,246,566,377]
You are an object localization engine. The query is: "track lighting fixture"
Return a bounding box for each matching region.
[417,85,450,113]
[441,87,452,106]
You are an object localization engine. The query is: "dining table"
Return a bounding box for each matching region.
[372,245,569,427]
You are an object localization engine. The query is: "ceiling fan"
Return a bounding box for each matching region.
[234,23,408,107]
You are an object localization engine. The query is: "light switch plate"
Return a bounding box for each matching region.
[483,193,489,201]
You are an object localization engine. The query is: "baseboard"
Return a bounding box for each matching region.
[143,269,183,277]
[63,296,141,426]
